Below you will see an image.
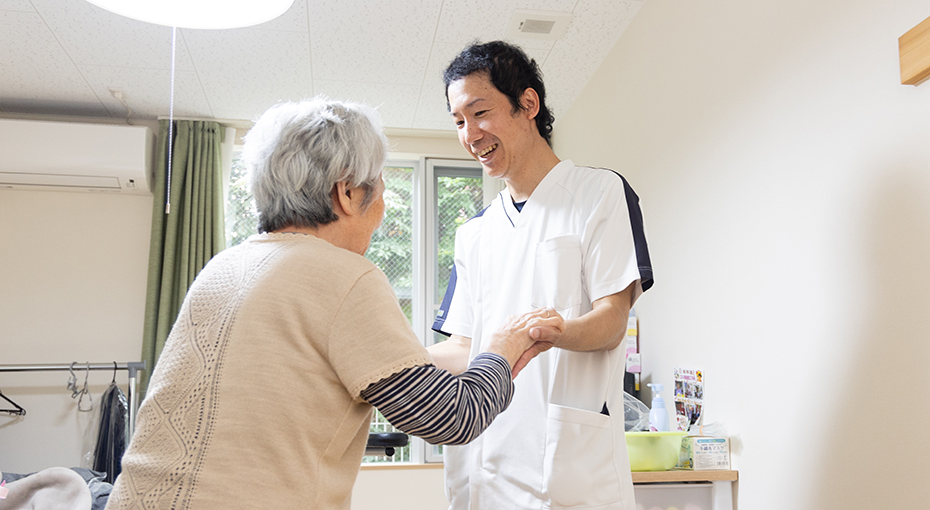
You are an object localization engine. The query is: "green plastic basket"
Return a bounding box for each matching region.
[625,431,687,471]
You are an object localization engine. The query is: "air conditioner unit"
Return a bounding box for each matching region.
[0,119,154,195]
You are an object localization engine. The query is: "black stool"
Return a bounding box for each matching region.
[365,432,408,457]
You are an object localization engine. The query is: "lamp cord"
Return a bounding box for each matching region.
[166,26,177,215]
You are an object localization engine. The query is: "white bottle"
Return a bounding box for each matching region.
[647,383,669,432]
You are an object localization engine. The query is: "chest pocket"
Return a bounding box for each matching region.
[531,235,583,317]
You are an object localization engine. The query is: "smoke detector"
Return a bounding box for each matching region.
[506,10,573,41]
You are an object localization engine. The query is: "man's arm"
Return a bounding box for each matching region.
[559,282,635,352]
[510,283,635,376]
[427,334,472,376]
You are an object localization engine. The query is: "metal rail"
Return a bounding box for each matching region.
[0,361,146,432]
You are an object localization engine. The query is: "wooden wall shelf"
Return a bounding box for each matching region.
[900,15,930,85]
[631,469,738,484]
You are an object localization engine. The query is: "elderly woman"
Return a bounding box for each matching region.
[105,98,561,510]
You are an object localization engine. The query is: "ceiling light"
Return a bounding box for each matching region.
[85,0,295,29]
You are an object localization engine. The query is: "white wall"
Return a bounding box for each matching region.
[553,0,930,508]
[353,466,447,510]
[0,189,153,473]
[386,130,468,159]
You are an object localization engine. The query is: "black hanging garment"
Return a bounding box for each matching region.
[92,382,129,483]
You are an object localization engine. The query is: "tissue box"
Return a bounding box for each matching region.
[677,436,730,470]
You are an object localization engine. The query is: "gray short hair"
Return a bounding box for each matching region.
[241,97,388,233]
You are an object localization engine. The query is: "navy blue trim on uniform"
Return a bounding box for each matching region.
[432,204,491,335]
[432,265,457,336]
[500,191,515,227]
[604,169,654,292]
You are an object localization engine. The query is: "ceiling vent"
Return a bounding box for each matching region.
[506,10,573,41]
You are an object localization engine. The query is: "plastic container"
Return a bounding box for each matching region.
[646,383,669,432]
[688,421,725,437]
[624,431,687,471]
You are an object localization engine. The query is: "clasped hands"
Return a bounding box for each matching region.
[492,308,564,378]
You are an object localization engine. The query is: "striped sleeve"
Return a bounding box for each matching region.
[359,353,513,446]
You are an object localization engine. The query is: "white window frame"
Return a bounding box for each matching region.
[367,156,500,465]
[424,158,500,345]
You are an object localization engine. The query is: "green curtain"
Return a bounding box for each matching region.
[140,120,226,396]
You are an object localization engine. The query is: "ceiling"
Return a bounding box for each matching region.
[0,0,645,133]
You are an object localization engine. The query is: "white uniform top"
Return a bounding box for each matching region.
[433,160,654,510]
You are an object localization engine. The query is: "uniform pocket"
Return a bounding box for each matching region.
[542,404,623,509]
[531,235,583,315]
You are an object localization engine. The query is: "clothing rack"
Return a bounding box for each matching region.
[0,361,146,433]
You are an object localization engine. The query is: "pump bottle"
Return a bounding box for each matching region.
[646,383,669,432]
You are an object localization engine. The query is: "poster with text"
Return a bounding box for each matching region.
[674,367,704,432]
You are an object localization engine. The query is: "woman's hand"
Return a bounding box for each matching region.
[486,308,564,379]
[511,308,563,378]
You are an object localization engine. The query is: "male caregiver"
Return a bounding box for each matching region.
[427,40,655,510]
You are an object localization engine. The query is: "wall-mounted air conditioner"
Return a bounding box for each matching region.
[0,119,154,195]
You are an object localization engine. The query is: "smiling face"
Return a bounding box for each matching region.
[447,73,538,182]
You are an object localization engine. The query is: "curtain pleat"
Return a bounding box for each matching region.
[140,120,226,396]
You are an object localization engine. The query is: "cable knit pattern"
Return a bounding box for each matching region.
[109,242,278,510]
[106,234,432,510]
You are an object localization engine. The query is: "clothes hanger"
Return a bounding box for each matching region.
[0,389,26,416]
[77,362,93,412]
[67,361,79,398]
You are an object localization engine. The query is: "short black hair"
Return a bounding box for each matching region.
[443,40,554,146]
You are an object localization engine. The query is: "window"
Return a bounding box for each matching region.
[365,164,415,321]
[361,158,492,464]
[225,150,258,246]
[359,161,417,464]
[224,154,497,464]
[423,159,488,463]
[428,160,488,344]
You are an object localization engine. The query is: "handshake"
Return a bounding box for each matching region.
[487,308,564,378]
